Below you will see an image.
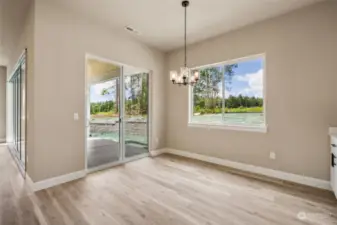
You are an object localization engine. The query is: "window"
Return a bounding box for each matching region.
[189,54,266,132]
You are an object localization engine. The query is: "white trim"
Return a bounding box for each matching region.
[148,70,153,152]
[154,148,331,191]
[25,174,35,194]
[84,54,89,170]
[8,49,26,81]
[120,66,125,161]
[150,149,167,157]
[87,160,124,174]
[188,123,267,133]
[30,170,86,192]
[25,149,331,192]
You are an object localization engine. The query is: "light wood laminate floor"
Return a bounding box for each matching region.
[1,145,337,225]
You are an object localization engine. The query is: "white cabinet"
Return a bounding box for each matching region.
[330,136,337,197]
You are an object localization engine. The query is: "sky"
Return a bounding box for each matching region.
[224,57,264,98]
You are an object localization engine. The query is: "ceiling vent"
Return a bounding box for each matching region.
[124,26,141,35]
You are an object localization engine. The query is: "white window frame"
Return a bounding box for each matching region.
[188,53,267,133]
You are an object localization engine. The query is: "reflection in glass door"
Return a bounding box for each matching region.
[87,78,121,169]
[123,73,149,159]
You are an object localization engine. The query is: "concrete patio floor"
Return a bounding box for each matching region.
[87,138,148,168]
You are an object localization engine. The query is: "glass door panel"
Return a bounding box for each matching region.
[17,70,21,159]
[123,73,149,159]
[9,52,26,171]
[13,77,16,150]
[20,62,26,164]
[87,78,121,168]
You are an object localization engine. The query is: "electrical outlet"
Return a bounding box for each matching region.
[156,138,159,144]
[269,152,276,160]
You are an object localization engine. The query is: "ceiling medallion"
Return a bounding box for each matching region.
[170,0,199,86]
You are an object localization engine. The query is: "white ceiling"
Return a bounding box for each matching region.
[53,0,324,52]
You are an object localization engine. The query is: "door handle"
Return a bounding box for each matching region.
[332,144,337,147]
[332,153,336,167]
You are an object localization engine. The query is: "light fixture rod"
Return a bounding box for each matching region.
[169,0,199,87]
[182,1,189,67]
[184,2,187,67]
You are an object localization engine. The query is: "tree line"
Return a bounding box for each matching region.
[90,101,115,115]
[194,95,263,114]
[194,95,263,109]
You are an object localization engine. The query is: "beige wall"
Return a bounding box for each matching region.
[31,0,166,182]
[0,66,6,142]
[167,1,337,181]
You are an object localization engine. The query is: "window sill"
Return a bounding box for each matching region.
[188,122,268,133]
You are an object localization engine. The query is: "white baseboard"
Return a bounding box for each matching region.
[29,170,86,192]
[26,149,331,192]
[156,148,331,191]
[25,174,35,194]
[28,150,161,192]
[150,149,168,157]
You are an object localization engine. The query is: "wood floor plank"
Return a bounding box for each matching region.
[1,146,337,225]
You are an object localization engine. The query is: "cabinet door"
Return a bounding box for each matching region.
[330,137,337,193]
[331,147,337,195]
[331,151,335,192]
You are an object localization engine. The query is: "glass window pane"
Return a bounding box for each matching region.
[191,66,223,125]
[20,63,26,163]
[13,79,16,147]
[10,55,26,166]
[88,79,121,168]
[18,72,21,158]
[124,73,149,159]
[223,58,264,127]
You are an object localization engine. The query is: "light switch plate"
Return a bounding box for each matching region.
[74,113,79,121]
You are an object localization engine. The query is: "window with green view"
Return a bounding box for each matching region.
[190,55,265,129]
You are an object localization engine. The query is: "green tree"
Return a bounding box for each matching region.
[193,64,238,112]
[100,73,148,116]
[224,64,239,92]
[193,67,222,110]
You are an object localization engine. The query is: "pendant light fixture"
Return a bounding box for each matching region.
[170,0,199,86]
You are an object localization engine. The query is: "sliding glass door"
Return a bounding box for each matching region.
[86,58,150,170]
[88,78,121,169]
[9,52,26,170]
[123,73,149,159]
